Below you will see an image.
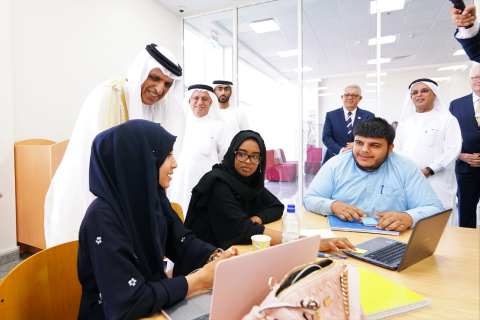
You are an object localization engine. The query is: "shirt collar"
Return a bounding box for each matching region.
[473,92,480,103]
[343,106,357,116]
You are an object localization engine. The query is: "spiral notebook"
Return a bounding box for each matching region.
[359,267,431,319]
[328,216,400,236]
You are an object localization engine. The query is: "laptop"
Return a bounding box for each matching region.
[343,209,452,272]
[162,235,321,320]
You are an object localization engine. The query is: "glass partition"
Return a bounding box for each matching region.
[238,0,300,205]
[182,0,474,220]
[184,10,233,89]
[301,0,375,195]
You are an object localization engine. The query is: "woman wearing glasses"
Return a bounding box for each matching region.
[184,130,355,252]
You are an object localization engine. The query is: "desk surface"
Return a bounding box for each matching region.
[145,210,480,320]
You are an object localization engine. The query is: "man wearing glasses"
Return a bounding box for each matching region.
[169,84,230,216]
[394,79,462,213]
[449,67,480,228]
[322,84,375,164]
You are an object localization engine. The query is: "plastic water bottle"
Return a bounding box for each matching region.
[282,204,300,243]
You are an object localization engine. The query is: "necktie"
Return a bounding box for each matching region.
[346,111,353,141]
[475,99,480,126]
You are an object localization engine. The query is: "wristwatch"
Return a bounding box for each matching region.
[425,166,435,176]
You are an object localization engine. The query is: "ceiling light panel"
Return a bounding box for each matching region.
[369,35,397,45]
[367,58,391,64]
[249,18,280,34]
[453,50,466,56]
[437,65,467,71]
[277,49,299,57]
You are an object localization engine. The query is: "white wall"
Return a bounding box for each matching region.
[11,0,183,143]
[0,0,18,255]
[0,0,182,254]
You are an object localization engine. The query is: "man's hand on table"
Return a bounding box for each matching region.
[331,201,366,222]
[320,237,355,252]
[374,211,413,231]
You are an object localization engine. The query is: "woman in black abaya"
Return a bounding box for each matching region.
[184,130,355,252]
[77,120,236,320]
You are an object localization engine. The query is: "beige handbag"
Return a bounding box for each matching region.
[243,259,366,320]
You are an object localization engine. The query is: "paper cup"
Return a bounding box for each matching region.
[251,235,271,251]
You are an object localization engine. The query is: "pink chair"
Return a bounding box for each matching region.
[305,147,322,175]
[265,149,297,182]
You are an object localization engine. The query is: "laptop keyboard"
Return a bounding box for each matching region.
[192,313,210,320]
[364,242,407,265]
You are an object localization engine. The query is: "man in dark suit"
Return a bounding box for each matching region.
[322,84,375,164]
[449,65,480,229]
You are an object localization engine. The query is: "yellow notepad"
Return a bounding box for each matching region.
[359,267,431,320]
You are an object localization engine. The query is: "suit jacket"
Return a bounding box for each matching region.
[454,29,480,63]
[322,107,375,164]
[449,93,480,174]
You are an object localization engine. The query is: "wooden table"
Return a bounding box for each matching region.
[145,210,480,319]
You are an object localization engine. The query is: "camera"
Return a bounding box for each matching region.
[179,6,185,13]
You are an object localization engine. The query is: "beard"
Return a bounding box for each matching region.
[218,94,230,103]
[353,149,389,172]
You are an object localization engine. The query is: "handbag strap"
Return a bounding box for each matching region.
[291,264,322,285]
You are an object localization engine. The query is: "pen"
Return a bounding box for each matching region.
[381,185,384,194]
[318,253,347,259]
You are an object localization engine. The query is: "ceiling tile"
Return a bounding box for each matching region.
[406,0,444,15]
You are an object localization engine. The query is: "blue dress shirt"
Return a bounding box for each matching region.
[303,151,444,227]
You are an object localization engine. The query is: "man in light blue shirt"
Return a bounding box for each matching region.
[304,117,444,231]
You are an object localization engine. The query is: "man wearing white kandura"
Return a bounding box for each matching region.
[394,78,462,211]
[45,44,185,248]
[168,84,230,218]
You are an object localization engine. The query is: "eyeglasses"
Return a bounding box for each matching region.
[471,76,480,82]
[234,151,262,165]
[344,94,360,98]
[410,88,430,96]
[191,96,212,102]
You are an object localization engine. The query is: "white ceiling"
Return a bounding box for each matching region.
[156,0,242,16]
[183,0,471,81]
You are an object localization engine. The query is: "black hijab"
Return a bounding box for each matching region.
[185,130,281,220]
[193,130,266,202]
[89,119,176,282]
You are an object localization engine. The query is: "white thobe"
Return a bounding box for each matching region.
[220,106,249,136]
[45,77,185,248]
[168,116,230,216]
[394,109,462,209]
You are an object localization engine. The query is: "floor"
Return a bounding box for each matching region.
[0,252,33,282]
